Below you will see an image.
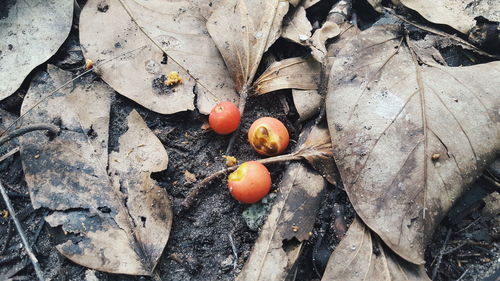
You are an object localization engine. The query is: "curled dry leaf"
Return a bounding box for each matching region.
[321,218,430,281]
[79,0,237,114]
[326,25,500,264]
[253,57,321,95]
[237,163,327,281]
[296,123,337,185]
[207,0,289,95]
[310,22,341,62]
[0,0,73,100]
[19,65,172,275]
[282,6,312,45]
[398,0,500,34]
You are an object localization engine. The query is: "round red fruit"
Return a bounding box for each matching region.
[209,101,240,135]
[248,117,289,156]
[228,161,271,204]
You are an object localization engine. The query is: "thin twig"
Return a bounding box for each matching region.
[180,152,303,210]
[432,228,452,280]
[0,124,60,147]
[456,268,470,281]
[228,233,238,270]
[0,45,148,138]
[0,219,13,255]
[0,180,45,281]
[0,146,20,163]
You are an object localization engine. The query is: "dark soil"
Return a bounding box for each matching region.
[0,1,499,281]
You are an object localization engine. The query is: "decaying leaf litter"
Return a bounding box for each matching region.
[0,0,499,280]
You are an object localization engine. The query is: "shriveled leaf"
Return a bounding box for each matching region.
[292,89,322,122]
[0,0,73,100]
[322,218,430,281]
[237,163,327,281]
[253,57,320,95]
[399,0,499,34]
[282,6,312,45]
[80,0,237,114]
[296,123,336,185]
[207,0,289,93]
[326,25,500,264]
[19,66,172,275]
[310,22,341,62]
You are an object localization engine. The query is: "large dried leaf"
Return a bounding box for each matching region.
[321,218,430,281]
[79,0,237,114]
[19,66,172,275]
[326,25,500,264]
[207,0,289,93]
[399,0,500,34]
[253,57,320,95]
[0,0,73,100]
[237,163,327,281]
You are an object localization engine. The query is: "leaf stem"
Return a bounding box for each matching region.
[0,124,60,147]
[0,180,45,281]
[180,152,303,211]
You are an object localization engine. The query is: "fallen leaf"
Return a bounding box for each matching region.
[326,25,500,264]
[296,122,337,185]
[303,0,321,9]
[398,0,500,34]
[282,6,312,45]
[321,218,430,281]
[79,0,237,114]
[207,0,289,95]
[0,0,73,100]
[237,163,327,281]
[310,22,341,62]
[19,65,172,275]
[253,57,321,95]
[292,89,323,122]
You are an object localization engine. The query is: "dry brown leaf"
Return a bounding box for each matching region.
[399,0,499,34]
[79,0,237,114]
[296,123,336,185]
[207,0,289,94]
[310,22,341,62]
[253,57,321,95]
[321,218,430,281]
[326,25,500,264]
[292,89,323,122]
[303,0,321,9]
[0,0,73,100]
[19,65,172,275]
[237,163,327,281]
[282,6,312,45]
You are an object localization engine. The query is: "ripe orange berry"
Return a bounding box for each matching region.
[209,101,240,135]
[248,117,289,156]
[228,161,271,203]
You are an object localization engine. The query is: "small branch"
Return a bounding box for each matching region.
[431,228,452,280]
[228,233,238,270]
[0,146,20,163]
[180,152,303,211]
[0,124,60,147]
[0,180,45,281]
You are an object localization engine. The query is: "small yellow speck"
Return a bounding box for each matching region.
[222,155,237,167]
[431,153,440,161]
[1,210,9,218]
[85,59,94,70]
[165,71,183,86]
[291,225,299,232]
[34,154,40,159]
[137,144,145,147]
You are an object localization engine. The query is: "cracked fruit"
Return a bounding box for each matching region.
[248,117,289,156]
